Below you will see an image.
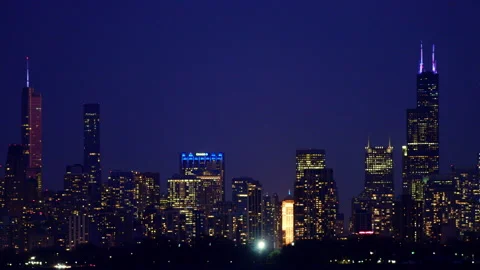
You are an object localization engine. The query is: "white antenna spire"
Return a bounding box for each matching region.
[26,56,30,87]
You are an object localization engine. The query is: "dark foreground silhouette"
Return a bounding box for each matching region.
[2,236,480,268]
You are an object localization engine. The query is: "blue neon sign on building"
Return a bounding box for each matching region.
[180,152,224,161]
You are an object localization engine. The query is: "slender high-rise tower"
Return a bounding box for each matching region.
[83,104,101,203]
[21,57,43,197]
[402,43,440,195]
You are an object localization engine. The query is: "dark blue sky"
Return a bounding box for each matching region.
[1,1,480,217]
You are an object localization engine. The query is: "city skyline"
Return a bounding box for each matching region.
[2,48,475,219]
[3,2,480,265]
[1,42,473,215]
[2,1,480,220]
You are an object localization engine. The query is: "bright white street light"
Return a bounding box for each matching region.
[257,240,266,251]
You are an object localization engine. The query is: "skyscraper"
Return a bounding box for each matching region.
[364,140,394,235]
[423,174,455,241]
[134,172,160,217]
[451,167,478,238]
[246,178,263,244]
[262,193,281,249]
[297,168,338,240]
[107,171,135,213]
[67,214,90,250]
[281,193,294,246]
[401,43,439,241]
[21,57,42,197]
[167,174,203,243]
[477,153,480,170]
[4,145,26,217]
[294,149,326,239]
[0,172,4,210]
[180,152,225,207]
[350,193,371,234]
[232,177,263,244]
[83,104,101,203]
[64,164,89,214]
[403,42,439,195]
[335,213,345,237]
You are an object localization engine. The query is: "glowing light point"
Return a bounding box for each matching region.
[257,240,266,251]
[432,44,437,73]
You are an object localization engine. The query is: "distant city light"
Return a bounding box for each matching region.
[54,263,71,269]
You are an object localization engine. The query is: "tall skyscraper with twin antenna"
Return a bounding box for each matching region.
[402,42,440,196]
[21,57,43,198]
[399,42,439,242]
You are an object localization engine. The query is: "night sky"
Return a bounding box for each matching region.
[1,1,480,217]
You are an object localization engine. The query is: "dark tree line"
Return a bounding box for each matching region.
[1,235,480,268]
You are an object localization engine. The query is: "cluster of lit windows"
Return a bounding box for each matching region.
[296,168,338,240]
[181,152,225,206]
[168,177,201,209]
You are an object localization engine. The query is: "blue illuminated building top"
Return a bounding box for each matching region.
[181,152,224,161]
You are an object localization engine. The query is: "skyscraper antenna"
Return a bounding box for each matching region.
[419,41,424,74]
[388,136,392,148]
[288,189,291,196]
[367,135,370,148]
[26,56,30,87]
[432,44,437,74]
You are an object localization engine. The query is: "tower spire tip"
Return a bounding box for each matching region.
[25,56,30,87]
[419,41,424,74]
